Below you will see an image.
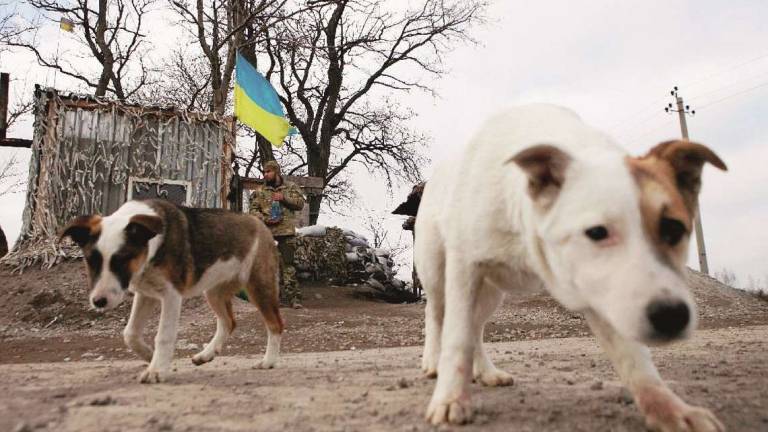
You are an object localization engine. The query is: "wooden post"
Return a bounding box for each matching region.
[0,72,9,140]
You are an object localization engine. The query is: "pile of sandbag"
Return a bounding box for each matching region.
[294,226,348,282]
[294,225,417,302]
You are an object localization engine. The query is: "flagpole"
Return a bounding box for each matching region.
[55,17,75,89]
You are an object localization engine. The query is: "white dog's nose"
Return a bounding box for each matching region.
[646,300,689,340]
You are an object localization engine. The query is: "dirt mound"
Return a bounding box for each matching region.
[0,261,211,337]
[686,270,768,326]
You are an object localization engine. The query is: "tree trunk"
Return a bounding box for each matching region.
[94,0,111,97]
[256,135,274,164]
[305,141,327,225]
[307,193,322,225]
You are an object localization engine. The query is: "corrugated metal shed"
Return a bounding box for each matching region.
[4,88,235,271]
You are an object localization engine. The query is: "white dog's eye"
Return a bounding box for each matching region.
[584,226,609,242]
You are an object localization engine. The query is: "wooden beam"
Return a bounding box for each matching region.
[0,72,9,140]
[0,138,32,148]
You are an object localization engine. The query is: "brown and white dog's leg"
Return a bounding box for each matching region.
[257,321,282,369]
[426,258,478,425]
[472,285,514,387]
[192,290,236,366]
[585,311,724,432]
[252,300,283,369]
[140,289,182,384]
[248,272,284,370]
[123,292,157,363]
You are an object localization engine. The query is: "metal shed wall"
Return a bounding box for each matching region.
[6,89,235,270]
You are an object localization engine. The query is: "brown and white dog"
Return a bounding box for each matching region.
[61,199,283,383]
[415,105,727,431]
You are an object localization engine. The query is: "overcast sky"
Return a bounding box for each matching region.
[2,0,767,287]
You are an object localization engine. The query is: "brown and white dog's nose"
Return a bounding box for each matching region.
[646,300,689,340]
[93,297,108,308]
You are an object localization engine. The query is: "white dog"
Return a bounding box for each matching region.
[415,104,726,431]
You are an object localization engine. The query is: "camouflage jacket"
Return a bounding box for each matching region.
[248,180,305,237]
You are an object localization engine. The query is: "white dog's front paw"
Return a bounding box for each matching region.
[139,368,166,384]
[474,368,515,387]
[425,393,473,425]
[636,384,725,432]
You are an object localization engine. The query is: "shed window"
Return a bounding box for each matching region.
[127,177,191,206]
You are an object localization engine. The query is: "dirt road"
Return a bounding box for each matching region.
[3,325,767,432]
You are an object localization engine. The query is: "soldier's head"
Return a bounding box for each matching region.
[263,160,282,186]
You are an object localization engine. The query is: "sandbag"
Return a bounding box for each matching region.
[297,225,328,237]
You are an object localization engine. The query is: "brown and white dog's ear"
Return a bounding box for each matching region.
[507,144,572,206]
[59,215,102,247]
[125,214,164,245]
[643,140,727,212]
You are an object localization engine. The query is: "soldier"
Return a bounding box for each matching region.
[249,160,306,309]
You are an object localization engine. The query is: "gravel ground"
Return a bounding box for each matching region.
[2,325,767,432]
[1,262,767,431]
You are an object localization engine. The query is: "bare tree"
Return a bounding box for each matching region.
[141,46,215,111]
[4,97,34,131]
[157,0,321,184]
[165,0,289,114]
[256,0,486,223]
[0,153,25,196]
[361,207,410,265]
[0,1,33,54]
[10,0,156,99]
[363,211,388,249]
[715,268,738,288]
[746,275,758,291]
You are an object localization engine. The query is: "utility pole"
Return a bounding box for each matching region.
[665,86,709,275]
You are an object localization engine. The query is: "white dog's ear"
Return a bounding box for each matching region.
[508,145,572,205]
[642,140,727,212]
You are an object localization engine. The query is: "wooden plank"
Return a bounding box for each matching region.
[0,138,33,148]
[0,72,8,140]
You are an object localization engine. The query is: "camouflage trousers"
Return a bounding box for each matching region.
[275,235,301,305]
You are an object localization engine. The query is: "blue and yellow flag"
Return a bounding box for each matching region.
[60,17,74,32]
[235,53,293,147]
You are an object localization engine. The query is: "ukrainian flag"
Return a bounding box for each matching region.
[235,53,293,147]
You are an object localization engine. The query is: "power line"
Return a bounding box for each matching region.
[686,51,768,91]
[606,96,668,131]
[696,80,768,110]
[688,69,768,103]
[616,52,768,133]
[622,117,676,147]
